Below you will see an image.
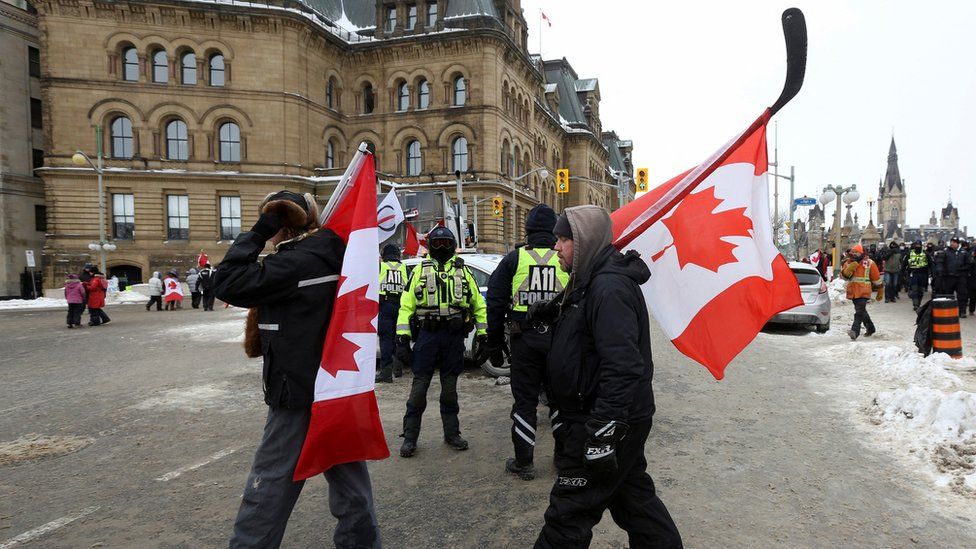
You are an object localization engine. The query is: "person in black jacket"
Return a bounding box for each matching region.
[528,205,682,548]
[215,190,380,549]
[198,262,217,311]
[933,237,973,317]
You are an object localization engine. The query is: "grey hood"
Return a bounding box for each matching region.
[563,205,613,288]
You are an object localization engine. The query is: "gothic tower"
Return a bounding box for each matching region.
[877,137,906,241]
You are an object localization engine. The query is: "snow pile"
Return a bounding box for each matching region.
[874,387,976,442]
[0,290,146,310]
[855,345,967,391]
[828,277,848,305]
[106,290,147,305]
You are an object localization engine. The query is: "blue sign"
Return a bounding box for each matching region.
[794,197,817,206]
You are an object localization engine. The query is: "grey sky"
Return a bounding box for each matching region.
[522,0,976,230]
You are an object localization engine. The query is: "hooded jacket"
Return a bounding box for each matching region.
[186,268,200,292]
[148,272,163,296]
[64,277,87,304]
[85,275,108,309]
[547,206,655,423]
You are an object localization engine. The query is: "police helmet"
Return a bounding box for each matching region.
[427,226,456,248]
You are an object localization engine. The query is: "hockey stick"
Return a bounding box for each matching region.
[614,8,808,249]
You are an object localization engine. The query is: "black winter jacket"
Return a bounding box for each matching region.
[485,230,558,346]
[546,245,655,423]
[935,247,973,277]
[214,229,344,409]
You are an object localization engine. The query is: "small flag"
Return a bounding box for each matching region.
[541,10,552,27]
[404,222,419,257]
[376,190,405,244]
[197,250,208,267]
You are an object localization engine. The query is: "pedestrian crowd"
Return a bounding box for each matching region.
[63,264,111,328]
[144,264,218,312]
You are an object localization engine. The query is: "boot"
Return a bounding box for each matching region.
[442,415,468,450]
[393,357,404,378]
[400,439,417,458]
[375,364,393,383]
[505,458,535,481]
[847,329,859,340]
[445,433,469,451]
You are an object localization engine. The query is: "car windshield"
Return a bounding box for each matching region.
[792,269,822,286]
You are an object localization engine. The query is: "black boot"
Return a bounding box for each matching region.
[375,364,393,383]
[393,358,404,378]
[505,458,535,481]
[445,433,468,451]
[400,439,417,458]
[442,415,468,450]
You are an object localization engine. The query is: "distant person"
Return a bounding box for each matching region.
[933,237,972,317]
[79,263,94,284]
[146,271,163,311]
[108,275,120,293]
[64,274,86,328]
[198,263,217,311]
[187,267,202,309]
[163,270,184,311]
[810,248,829,280]
[841,245,883,340]
[906,241,930,311]
[84,271,111,326]
[881,241,903,302]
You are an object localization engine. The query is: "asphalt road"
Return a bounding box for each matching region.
[1,301,974,548]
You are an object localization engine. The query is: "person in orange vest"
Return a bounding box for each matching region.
[841,244,884,340]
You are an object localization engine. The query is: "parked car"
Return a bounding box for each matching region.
[769,261,831,332]
[394,253,510,377]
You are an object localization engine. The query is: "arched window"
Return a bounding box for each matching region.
[219,122,241,162]
[209,54,225,87]
[452,137,468,173]
[513,146,522,177]
[151,49,168,83]
[417,79,430,109]
[406,140,422,175]
[326,78,335,108]
[363,83,375,114]
[181,52,196,85]
[122,47,138,81]
[453,75,466,106]
[110,116,133,158]
[500,139,509,174]
[326,139,335,169]
[397,81,409,111]
[166,119,188,160]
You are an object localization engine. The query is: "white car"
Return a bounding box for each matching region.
[398,253,510,377]
[769,261,831,333]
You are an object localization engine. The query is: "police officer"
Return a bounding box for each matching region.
[484,204,568,481]
[906,240,930,311]
[395,226,488,457]
[934,237,973,317]
[377,243,408,383]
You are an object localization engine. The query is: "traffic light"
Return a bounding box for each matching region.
[556,168,569,193]
[491,196,504,218]
[636,167,649,192]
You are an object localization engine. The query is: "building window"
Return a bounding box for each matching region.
[112,193,135,240]
[152,49,168,83]
[326,140,335,169]
[427,2,437,27]
[406,5,417,30]
[111,116,134,158]
[452,137,468,173]
[220,196,241,240]
[32,148,44,171]
[30,98,42,129]
[397,82,409,111]
[406,140,422,175]
[385,7,396,32]
[209,54,225,87]
[218,122,241,162]
[166,195,189,240]
[453,76,466,106]
[363,83,374,114]
[28,46,40,78]
[417,79,429,109]
[166,120,188,160]
[181,52,196,85]
[35,205,47,232]
[326,78,335,108]
[122,47,138,81]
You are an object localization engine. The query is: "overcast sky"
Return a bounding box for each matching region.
[522,0,976,230]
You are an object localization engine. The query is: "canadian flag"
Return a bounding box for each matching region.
[541,10,552,27]
[611,113,802,380]
[293,147,390,481]
[197,250,208,268]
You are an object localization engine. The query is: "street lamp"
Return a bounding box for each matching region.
[819,184,859,275]
[508,167,548,250]
[72,124,113,275]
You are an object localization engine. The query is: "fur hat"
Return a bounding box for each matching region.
[259,190,319,230]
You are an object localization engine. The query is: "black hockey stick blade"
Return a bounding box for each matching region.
[769,8,807,115]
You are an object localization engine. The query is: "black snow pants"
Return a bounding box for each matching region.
[202,290,216,311]
[535,418,683,549]
[851,297,876,336]
[509,328,553,466]
[146,295,162,311]
[66,303,85,326]
[402,329,465,442]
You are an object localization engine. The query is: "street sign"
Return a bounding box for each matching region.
[794,197,817,206]
[25,250,36,268]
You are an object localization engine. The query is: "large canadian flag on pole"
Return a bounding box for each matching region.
[294,144,390,480]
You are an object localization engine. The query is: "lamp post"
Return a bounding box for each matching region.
[508,167,549,250]
[72,125,116,275]
[819,184,860,276]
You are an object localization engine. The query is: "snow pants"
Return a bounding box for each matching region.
[191,291,202,308]
[66,303,84,326]
[202,291,216,311]
[535,418,682,548]
[510,328,553,466]
[88,308,110,325]
[230,407,381,549]
[402,329,464,442]
[851,297,875,336]
[146,295,162,311]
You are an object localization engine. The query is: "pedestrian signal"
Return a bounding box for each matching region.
[491,196,504,218]
[556,169,569,194]
[636,168,649,192]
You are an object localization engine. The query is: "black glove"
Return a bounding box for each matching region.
[488,340,509,369]
[395,335,413,367]
[250,212,283,240]
[526,297,561,327]
[583,418,629,474]
[472,334,489,364]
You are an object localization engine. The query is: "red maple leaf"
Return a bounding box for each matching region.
[655,187,753,272]
[320,283,377,377]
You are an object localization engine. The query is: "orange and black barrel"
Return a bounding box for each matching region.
[931,297,963,358]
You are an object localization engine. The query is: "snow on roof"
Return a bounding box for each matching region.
[544,83,558,94]
[575,78,598,92]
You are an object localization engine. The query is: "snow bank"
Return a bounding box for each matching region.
[0,290,147,310]
[875,386,976,442]
[828,277,848,305]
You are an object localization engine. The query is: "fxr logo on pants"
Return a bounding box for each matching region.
[557,476,588,488]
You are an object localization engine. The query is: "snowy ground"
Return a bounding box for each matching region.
[798,282,976,503]
[0,290,148,310]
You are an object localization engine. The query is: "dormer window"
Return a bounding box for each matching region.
[406,5,417,30]
[385,7,396,32]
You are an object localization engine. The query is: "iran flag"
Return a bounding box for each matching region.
[611,112,802,380]
[294,147,390,480]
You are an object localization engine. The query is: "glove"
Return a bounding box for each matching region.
[875,286,885,302]
[250,212,283,240]
[583,418,629,474]
[472,334,489,364]
[526,298,561,327]
[489,340,509,369]
[395,335,413,367]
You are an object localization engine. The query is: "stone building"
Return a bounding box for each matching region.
[876,137,906,242]
[33,0,631,286]
[0,0,46,298]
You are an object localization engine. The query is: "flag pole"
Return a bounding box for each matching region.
[319,142,369,227]
[538,9,542,57]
